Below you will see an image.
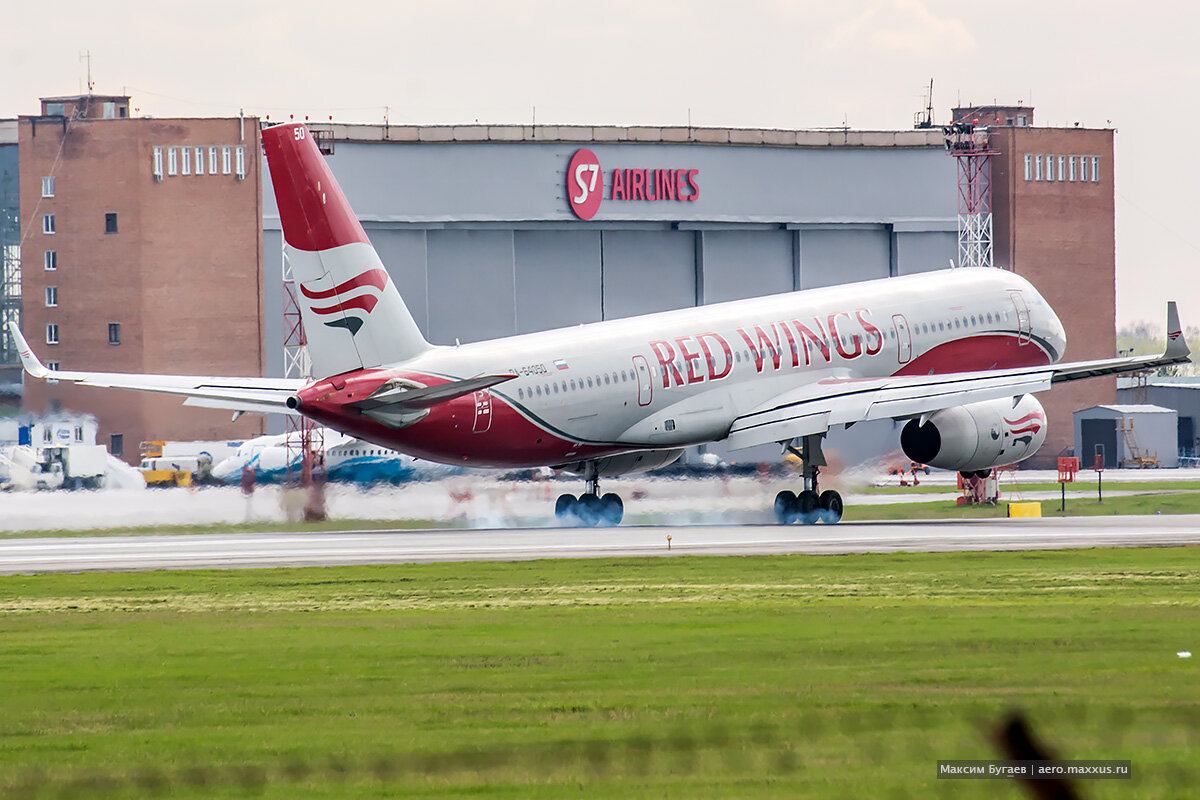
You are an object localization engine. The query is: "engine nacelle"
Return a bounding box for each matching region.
[558,449,684,478]
[900,395,1047,473]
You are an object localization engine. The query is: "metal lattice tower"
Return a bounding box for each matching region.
[0,153,20,369]
[281,245,324,489]
[943,123,999,269]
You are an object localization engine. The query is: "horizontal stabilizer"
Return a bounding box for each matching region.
[353,374,517,412]
[7,322,303,415]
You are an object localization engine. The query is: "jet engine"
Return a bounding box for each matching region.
[558,449,684,478]
[900,395,1047,474]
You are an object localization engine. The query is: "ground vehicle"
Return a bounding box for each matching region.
[34,445,107,490]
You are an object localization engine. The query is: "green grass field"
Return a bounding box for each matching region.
[1,549,1197,798]
[843,491,1200,520]
[859,480,1200,494]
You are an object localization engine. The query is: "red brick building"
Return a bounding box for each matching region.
[18,94,266,461]
[988,123,1116,465]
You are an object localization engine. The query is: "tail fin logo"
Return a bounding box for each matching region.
[300,268,389,336]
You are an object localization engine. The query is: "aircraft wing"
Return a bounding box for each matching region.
[726,302,1191,451]
[8,322,305,415]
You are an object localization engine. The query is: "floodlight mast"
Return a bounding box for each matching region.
[943,121,999,269]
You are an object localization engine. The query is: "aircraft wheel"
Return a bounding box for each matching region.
[973,469,991,479]
[774,490,797,524]
[599,493,624,526]
[818,490,843,524]
[795,490,820,525]
[555,493,578,521]
[577,493,602,527]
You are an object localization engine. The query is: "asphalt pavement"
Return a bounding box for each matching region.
[2,514,1197,574]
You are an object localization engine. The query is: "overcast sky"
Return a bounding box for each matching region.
[3,0,1195,328]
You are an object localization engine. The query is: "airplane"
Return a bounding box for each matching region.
[209,428,460,485]
[9,122,1190,526]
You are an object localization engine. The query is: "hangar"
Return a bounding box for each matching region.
[11,95,1116,466]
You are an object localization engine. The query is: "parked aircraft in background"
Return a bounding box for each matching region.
[210,429,458,485]
[10,123,1189,525]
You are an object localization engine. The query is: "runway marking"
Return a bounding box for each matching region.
[3,517,1199,574]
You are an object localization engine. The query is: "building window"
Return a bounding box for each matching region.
[235,146,246,180]
[46,361,59,372]
[181,147,191,175]
[43,214,55,234]
[1016,114,1027,127]
[108,323,121,345]
[209,146,218,174]
[1023,154,1032,181]
[45,103,65,116]
[105,213,118,234]
[153,147,164,180]
[44,250,57,270]
[1091,156,1100,182]
[46,324,59,345]
[103,102,116,120]
[42,176,54,197]
[1034,156,1043,181]
[193,147,204,175]
[45,286,57,307]
[168,147,178,175]
[1069,156,1076,182]
[74,426,84,443]
[110,433,124,457]
[222,147,232,175]
[1057,155,1065,181]
[43,427,53,443]
[1079,156,1088,182]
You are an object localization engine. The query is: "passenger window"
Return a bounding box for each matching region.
[535,385,542,396]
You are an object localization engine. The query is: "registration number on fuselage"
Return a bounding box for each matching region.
[510,363,549,377]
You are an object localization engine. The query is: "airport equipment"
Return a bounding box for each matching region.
[31,444,107,490]
[1007,501,1041,517]
[1057,456,1078,511]
[943,121,998,269]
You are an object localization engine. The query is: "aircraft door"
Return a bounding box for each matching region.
[892,314,912,364]
[472,391,492,433]
[1010,291,1032,344]
[633,355,652,407]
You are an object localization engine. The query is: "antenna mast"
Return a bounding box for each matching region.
[914,78,935,129]
[79,50,94,94]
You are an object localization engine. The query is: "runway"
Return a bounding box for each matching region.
[2,515,1198,574]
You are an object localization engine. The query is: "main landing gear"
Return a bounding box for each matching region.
[774,434,843,525]
[555,465,624,527]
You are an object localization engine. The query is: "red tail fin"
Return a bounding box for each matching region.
[262,123,368,252]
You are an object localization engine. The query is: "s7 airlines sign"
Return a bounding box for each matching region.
[567,148,700,220]
[648,308,884,388]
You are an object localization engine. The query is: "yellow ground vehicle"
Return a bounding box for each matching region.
[138,442,200,487]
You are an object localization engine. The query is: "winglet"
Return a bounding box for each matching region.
[6,322,50,379]
[1164,301,1190,360]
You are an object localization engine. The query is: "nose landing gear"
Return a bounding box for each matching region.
[774,434,842,524]
[554,466,624,526]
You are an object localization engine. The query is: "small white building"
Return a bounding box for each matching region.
[1073,404,1178,469]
